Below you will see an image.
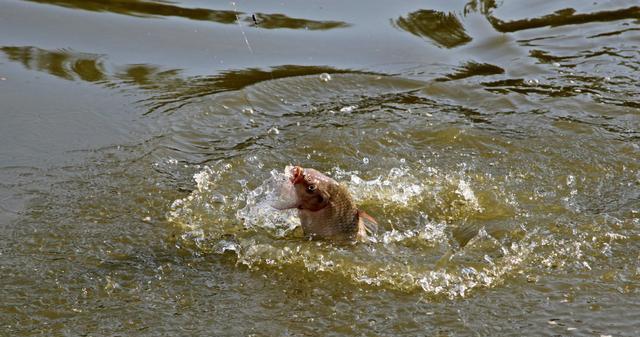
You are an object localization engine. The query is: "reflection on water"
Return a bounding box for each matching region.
[252,13,349,30]
[0,46,181,89]
[462,1,640,33]
[25,0,350,30]
[486,6,640,33]
[0,45,373,114]
[437,61,504,81]
[1,46,105,82]
[27,0,235,23]
[114,64,180,89]
[393,10,472,48]
[140,65,375,114]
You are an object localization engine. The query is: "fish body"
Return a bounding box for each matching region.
[280,166,377,242]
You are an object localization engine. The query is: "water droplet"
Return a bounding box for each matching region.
[340,105,356,113]
[268,127,280,135]
[319,73,332,82]
[566,175,575,186]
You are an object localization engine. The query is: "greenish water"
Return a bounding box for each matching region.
[1,1,639,336]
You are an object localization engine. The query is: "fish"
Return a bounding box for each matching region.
[273,165,378,242]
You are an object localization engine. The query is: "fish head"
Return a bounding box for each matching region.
[289,166,335,212]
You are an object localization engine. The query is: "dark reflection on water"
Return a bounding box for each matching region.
[487,6,640,33]
[25,0,350,30]
[463,0,497,16]
[0,45,400,132]
[26,0,237,23]
[528,49,573,64]
[141,65,374,114]
[437,62,504,81]
[252,13,349,30]
[115,65,181,90]
[0,45,375,116]
[0,46,182,89]
[393,10,472,48]
[1,46,105,82]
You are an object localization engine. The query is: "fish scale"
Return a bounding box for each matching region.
[280,166,377,241]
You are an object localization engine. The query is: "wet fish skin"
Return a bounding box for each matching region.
[285,166,378,242]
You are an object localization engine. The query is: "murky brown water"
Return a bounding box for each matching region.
[1,0,639,336]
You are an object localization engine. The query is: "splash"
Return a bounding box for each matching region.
[236,167,300,237]
[165,162,609,299]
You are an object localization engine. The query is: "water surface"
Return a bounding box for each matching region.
[1,0,639,336]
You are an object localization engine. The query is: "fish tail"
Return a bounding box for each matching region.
[357,210,378,236]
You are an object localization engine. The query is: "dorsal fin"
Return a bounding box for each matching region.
[357,210,378,236]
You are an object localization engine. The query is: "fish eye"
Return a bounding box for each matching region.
[306,184,316,193]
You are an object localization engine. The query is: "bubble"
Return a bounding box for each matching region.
[526,79,539,86]
[552,62,561,67]
[268,127,280,135]
[566,175,575,186]
[242,107,254,114]
[340,105,357,113]
[319,73,332,82]
[363,157,369,164]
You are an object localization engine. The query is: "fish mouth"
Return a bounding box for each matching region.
[290,166,305,185]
